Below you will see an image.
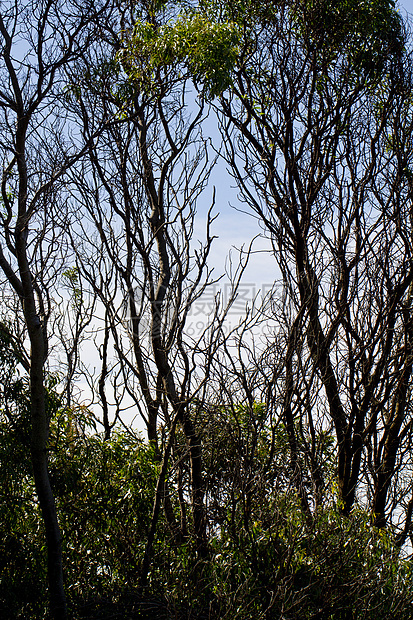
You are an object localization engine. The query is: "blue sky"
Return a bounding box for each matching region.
[402,0,413,14]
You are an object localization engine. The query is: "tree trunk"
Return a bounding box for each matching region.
[28,311,67,619]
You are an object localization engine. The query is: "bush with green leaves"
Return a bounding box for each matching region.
[48,413,160,607]
[199,502,413,619]
[0,388,160,617]
[0,416,47,618]
[1,331,413,620]
[146,403,413,619]
[0,324,47,617]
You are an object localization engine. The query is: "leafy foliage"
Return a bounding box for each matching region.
[121,0,404,100]
[121,12,240,97]
[295,0,404,61]
[1,1,413,618]
[1,394,413,618]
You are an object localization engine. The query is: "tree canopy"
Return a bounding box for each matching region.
[1,0,413,618]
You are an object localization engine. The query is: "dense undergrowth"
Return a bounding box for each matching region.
[1,409,413,619]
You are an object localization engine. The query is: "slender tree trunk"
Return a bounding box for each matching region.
[15,111,67,616]
[27,308,67,619]
[181,412,208,557]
